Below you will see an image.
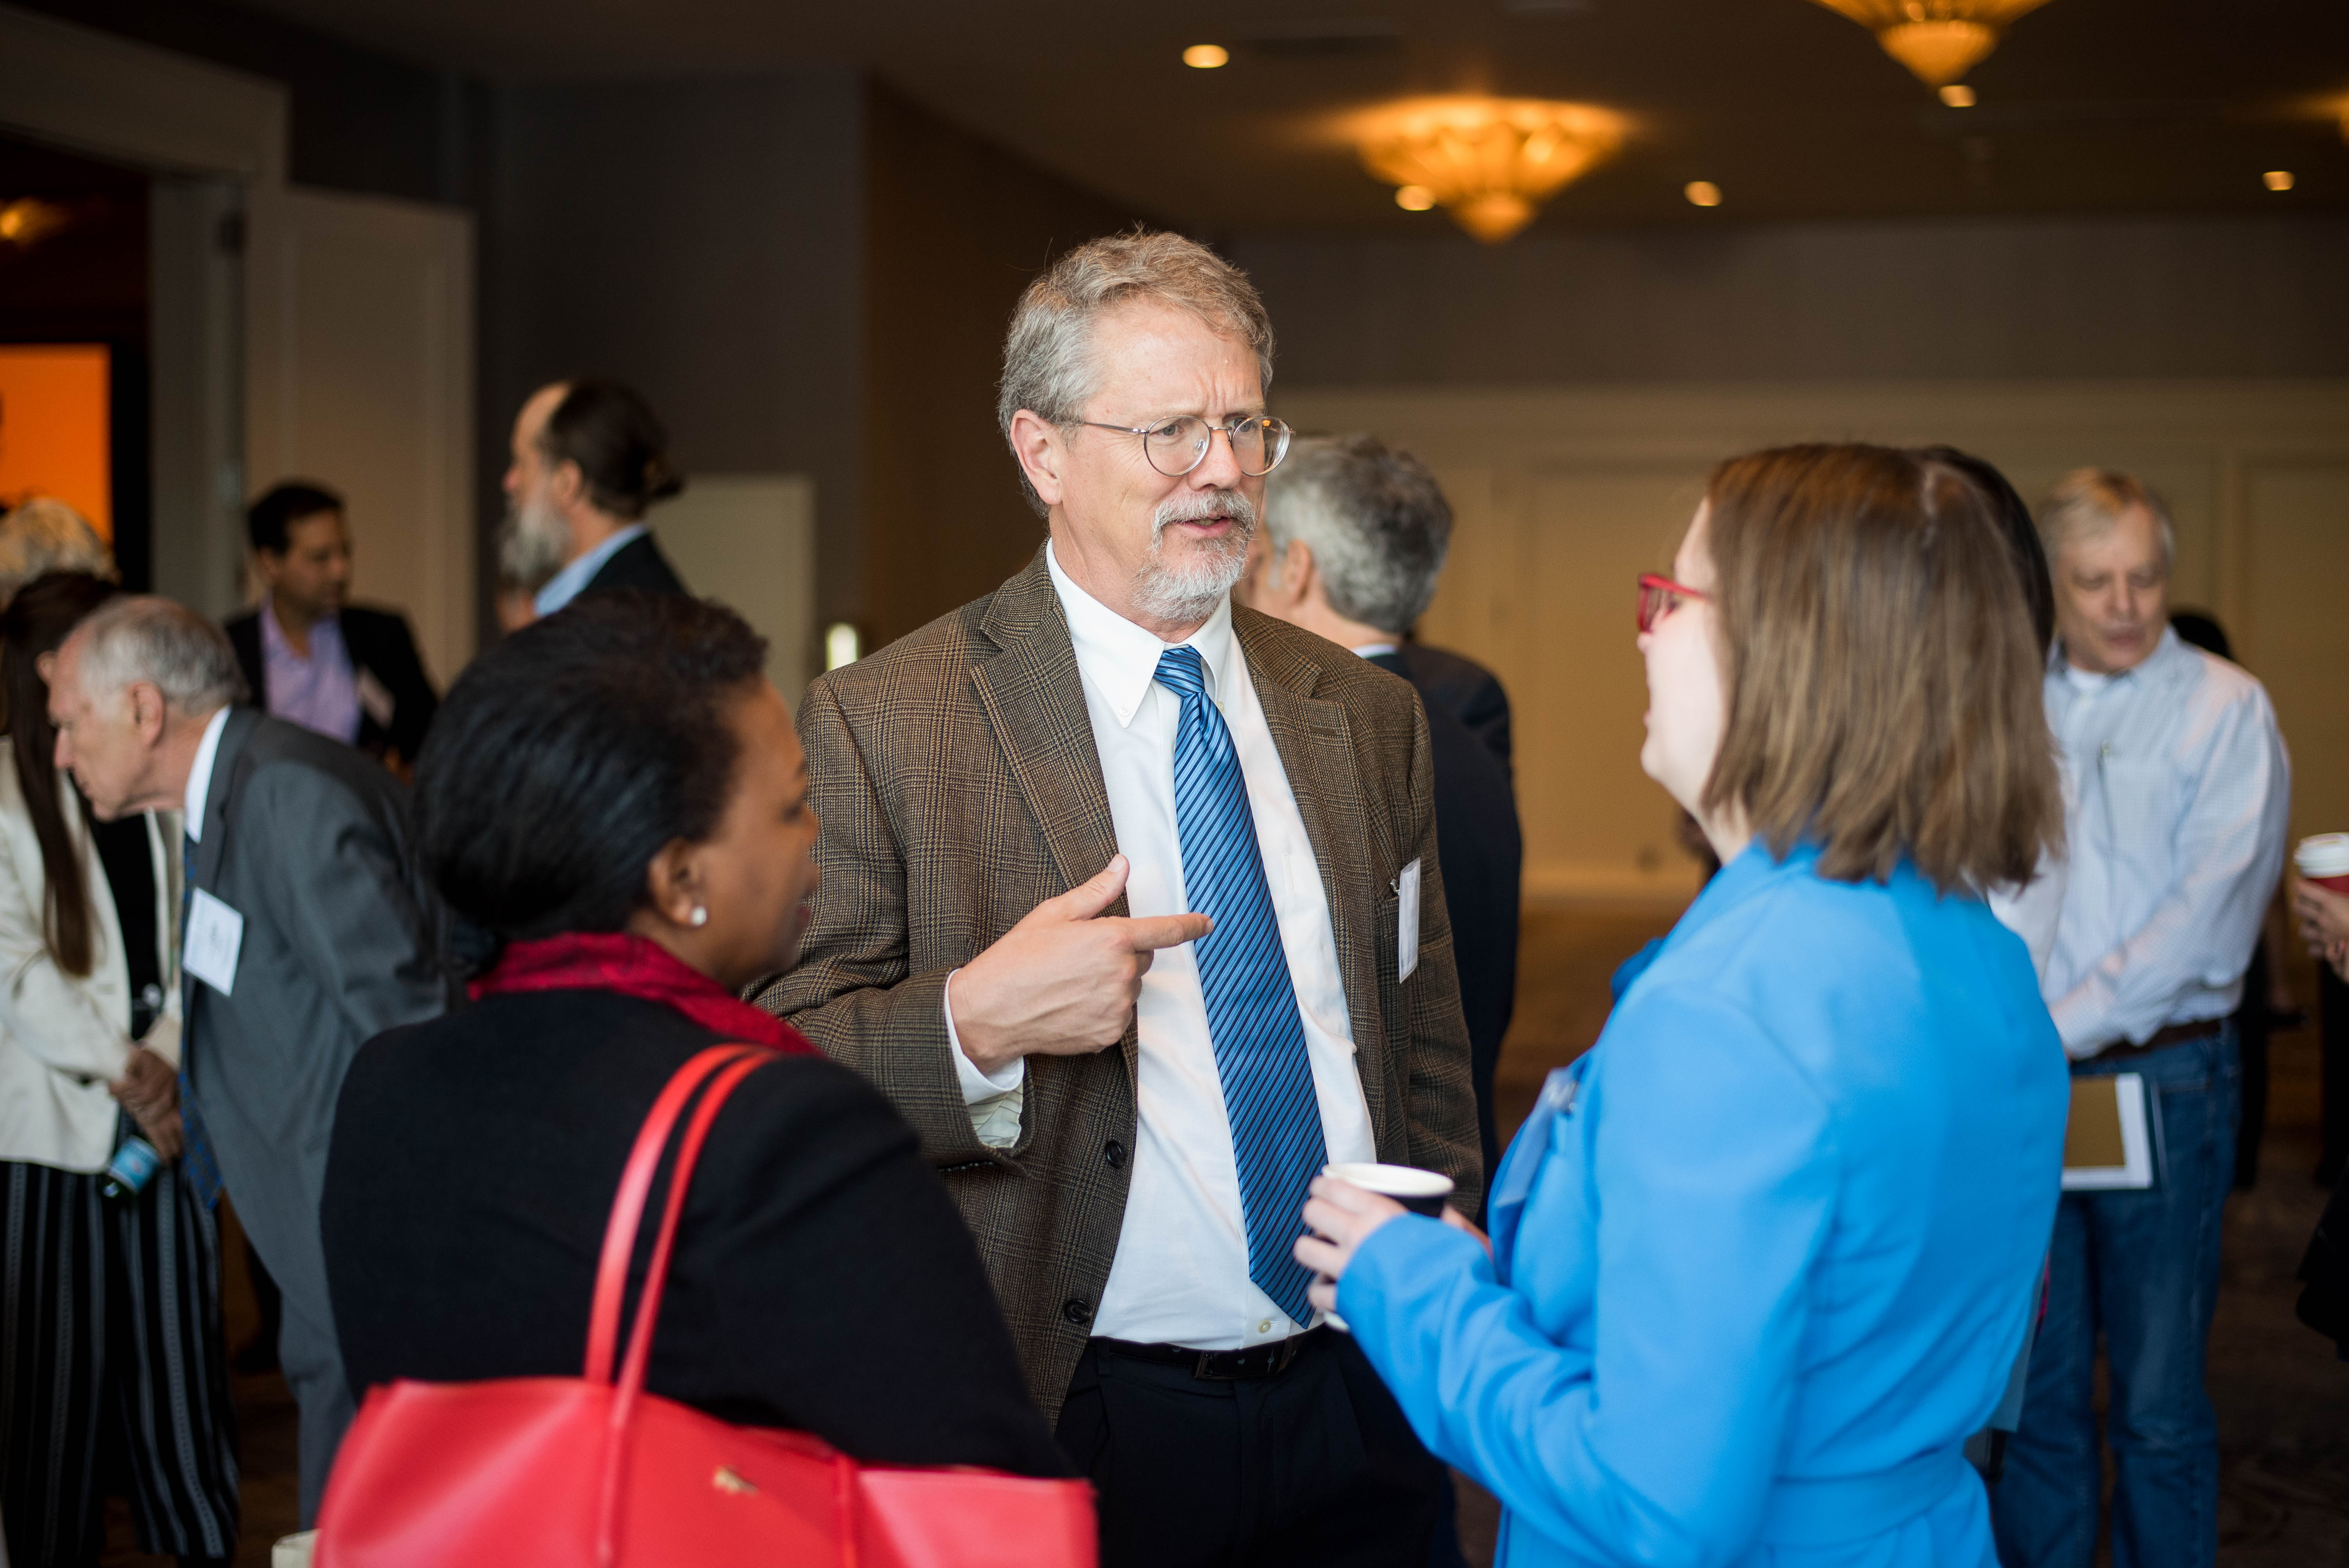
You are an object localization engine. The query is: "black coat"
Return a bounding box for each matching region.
[321,989,1069,1478]
[224,604,439,766]
[1368,645,1521,1203]
[583,531,689,597]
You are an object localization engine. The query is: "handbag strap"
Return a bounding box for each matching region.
[583,1043,767,1385]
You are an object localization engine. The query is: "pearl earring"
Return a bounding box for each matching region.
[689,906,709,928]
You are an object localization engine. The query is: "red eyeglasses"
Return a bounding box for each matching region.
[1636,574,1707,634]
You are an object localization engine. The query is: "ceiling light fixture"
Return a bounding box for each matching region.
[2263,170,2295,191]
[0,198,68,248]
[1394,185,1436,211]
[1939,84,1977,106]
[1684,181,1723,207]
[1182,44,1229,69]
[1355,97,1625,243]
[1804,0,2054,89]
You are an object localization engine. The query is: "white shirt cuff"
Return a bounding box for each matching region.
[944,968,1026,1102]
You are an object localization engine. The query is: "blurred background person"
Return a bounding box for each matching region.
[0,573,237,1568]
[225,482,439,773]
[2168,609,2302,1190]
[1995,470,2290,1568]
[0,497,113,606]
[500,377,688,627]
[1300,443,2069,1568]
[325,593,1069,1479]
[1244,433,1520,1207]
[47,597,453,1528]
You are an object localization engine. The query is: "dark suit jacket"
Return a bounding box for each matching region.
[224,604,440,765]
[1368,648,1521,1201]
[181,710,454,1413]
[583,530,688,597]
[1385,641,1511,776]
[323,989,1069,1477]
[756,550,1481,1420]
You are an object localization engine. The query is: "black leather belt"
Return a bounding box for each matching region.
[2083,1019,2222,1064]
[1096,1327,1324,1381]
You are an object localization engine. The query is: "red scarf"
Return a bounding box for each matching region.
[468,931,816,1057]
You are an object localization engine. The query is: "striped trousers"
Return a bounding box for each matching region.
[0,1144,240,1566]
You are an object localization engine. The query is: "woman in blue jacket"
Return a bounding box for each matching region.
[1300,444,2072,1568]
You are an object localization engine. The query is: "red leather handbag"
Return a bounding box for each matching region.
[313,1044,1097,1568]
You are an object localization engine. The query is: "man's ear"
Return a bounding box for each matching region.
[129,684,169,746]
[253,550,285,590]
[1008,410,1068,511]
[1278,539,1317,610]
[548,459,588,514]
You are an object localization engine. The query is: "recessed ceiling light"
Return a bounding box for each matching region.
[1939,84,1977,107]
[2263,170,2295,191]
[1183,44,1229,69]
[1684,181,1723,207]
[1395,185,1436,211]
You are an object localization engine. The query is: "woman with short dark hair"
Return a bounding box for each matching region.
[1299,445,2072,1568]
[320,593,1067,1478]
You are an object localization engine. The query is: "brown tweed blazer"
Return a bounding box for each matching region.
[754,549,1481,1420]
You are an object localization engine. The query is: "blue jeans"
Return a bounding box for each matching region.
[1993,1025,2237,1568]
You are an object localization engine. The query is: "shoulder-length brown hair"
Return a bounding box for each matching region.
[2,572,125,976]
[1700,444,2062,894]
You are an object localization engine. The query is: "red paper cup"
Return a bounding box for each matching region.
[2296,834,2349,895]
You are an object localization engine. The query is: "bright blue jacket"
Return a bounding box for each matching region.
[1340,842,2067,1568]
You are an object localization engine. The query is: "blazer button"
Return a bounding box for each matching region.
[1062,1297,1093,1326]
[1103,1139,1127,1169]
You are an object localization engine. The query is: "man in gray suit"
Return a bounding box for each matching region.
[48,596,451,1523]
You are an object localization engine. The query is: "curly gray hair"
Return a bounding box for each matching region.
[998,230,1275,517]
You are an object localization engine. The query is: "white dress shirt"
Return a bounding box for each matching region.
[951,543,1377,1350]
[183,706,232,843]
[2041,628,2290,1058]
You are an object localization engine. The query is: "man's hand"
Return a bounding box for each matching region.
[110,1046,184,1160]
[950,855,1212,1074]
[2294,881,2349,953]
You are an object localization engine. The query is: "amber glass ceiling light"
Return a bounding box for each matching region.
[1805,0,2055,88]
[1356,97,1624,243]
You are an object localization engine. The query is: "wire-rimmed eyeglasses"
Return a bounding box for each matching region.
[1079,413,1294,479]
[1636,573,1707,634]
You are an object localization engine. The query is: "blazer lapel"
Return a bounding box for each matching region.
[1236,612,1394,1143]
[183,709,261,1037]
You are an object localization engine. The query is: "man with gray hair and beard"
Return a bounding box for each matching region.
[47,597,452,1525]
[761,230,1478,1567]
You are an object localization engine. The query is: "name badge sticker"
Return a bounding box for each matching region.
[184,888,244,996]
[1397,857,1422,981]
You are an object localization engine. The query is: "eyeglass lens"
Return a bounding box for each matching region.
[1143,416,1291,478]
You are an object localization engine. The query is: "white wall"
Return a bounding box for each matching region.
[1274,379,2349,905]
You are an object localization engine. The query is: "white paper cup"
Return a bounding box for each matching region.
[1321,1161,1454,1217]
[2296,833,2349,895]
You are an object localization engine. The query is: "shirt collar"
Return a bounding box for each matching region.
[1044,540,1235,729]
[533,523,649,617]
[1352,642,1399,659]
[2051,623,2184,690]
[260,595,344,665]
[182,706,232,843]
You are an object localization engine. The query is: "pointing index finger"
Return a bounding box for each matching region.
[1120,912,1212,952]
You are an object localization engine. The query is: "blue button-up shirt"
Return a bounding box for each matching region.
[2041,626,2290,1057]
[259,599,361,744]
[532,524,647,618]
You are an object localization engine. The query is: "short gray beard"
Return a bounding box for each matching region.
[1131,489,1256,626]
[498,495,571,592]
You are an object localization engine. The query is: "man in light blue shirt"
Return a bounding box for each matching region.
[498,378,690,624]
[1996,470,2290,1568]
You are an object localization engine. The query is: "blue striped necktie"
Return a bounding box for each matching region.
[178,834,224,1208]
[1153,645,1326,1326]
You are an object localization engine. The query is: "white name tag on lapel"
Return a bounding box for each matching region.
[184,889,244,996]
[1397,857,1422,981]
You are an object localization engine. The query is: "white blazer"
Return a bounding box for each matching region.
[0,739,182,1173]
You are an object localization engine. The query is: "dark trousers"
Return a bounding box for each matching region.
[1056,1329,1445,1568]
[2322,966,2349,1186]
